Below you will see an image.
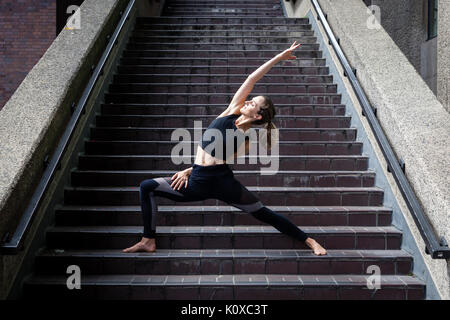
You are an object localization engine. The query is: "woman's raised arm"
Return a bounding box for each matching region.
[250,41,302,82]
[227,41,302,110]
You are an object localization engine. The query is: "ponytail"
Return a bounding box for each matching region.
[261,121,279,151]
[250,96,278,151]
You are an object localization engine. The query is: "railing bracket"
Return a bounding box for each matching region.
[387,158,405,174]
[1,232,10,245]
[329,37,340,46]
[43,155,50,171]
[344,67,356,77]
[363,106,377,118]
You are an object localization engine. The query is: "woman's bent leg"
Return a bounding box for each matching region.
[124,176,207,253]
[139,177,204,239]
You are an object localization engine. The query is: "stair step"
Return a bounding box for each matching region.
[165,4,280,9]
[126,43,320,51]
[71,170,375,187]
[55,205,392,227]
[163,7,281,11]
[63,186,384,206]
[34,248,413,275]
[78,154,369,171]
[135,24,312,32]
[133,30,315,37]
[83,140,363,156]
[128,36,318,44]
[23,273,425,300]
[167,0,284,3]
[123,49,322,58]
[162,12,283,16]
[120,58,326,67]
[135,25,313,33]
[94,114,349,128]
[91,126,355,141]
[136,17,310,24]
[99,103,345,116]
[109,82,335,92]
[114,74,331,84]
[117,63,326,75]
[163,7,281,10]
[45,226,402,250]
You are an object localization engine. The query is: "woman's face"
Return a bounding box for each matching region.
[240,96,265,121]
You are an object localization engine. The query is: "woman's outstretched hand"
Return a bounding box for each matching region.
[277,41,302,61]
[170,168,191,190]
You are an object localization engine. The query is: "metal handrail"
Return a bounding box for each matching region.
[0,0,136,254]
[310,0,448,259]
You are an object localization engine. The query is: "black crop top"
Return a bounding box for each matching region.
[200,114,248,160]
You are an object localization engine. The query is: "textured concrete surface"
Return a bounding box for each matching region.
[359,0,440,106]
[367,0,425,79]
[437,0,450,112]
[285,0,449,299]
[0,0,121,299]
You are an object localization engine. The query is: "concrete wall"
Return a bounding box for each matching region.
[437,0,450,112]
[361,0,440,106]
[283,0,449,300]
[363,0,438,96]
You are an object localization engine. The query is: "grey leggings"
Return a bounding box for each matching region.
[139,163,308,242]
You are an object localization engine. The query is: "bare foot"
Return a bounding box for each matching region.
[305,237,327,256]
[123,237,156,253]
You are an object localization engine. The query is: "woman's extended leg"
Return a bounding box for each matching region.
[123,177,206,253]
[224,179,327,255]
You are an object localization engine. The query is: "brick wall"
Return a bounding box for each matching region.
[0,0,56,111]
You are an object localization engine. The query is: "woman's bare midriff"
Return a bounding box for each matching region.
[193,145,229,166]
[194,141,247,166]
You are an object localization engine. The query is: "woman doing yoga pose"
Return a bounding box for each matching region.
[123,41,327,256]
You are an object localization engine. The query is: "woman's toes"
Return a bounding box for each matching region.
[123,242,143,253]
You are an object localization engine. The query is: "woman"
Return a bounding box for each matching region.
[123,41,327,255]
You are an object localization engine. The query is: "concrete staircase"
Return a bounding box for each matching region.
[22,0,426,299]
